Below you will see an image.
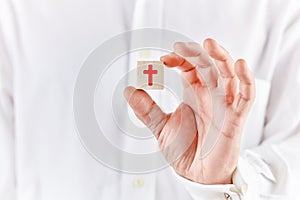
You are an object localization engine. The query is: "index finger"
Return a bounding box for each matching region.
[160,52,204,86]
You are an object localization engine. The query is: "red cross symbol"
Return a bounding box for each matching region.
[143,64,158,86]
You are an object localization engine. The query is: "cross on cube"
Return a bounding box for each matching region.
[137,61,164,90]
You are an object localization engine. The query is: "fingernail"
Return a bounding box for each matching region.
[160,55,168,62]
[123,86,135,101]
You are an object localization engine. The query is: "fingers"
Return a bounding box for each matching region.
[173,42,219,87]
[214,60,255,162]
[204,39,238,104]
[202,39,255,104]
[123,86,168,138]
[234,59,256,110]
[203,38,235,78]
[160,42,219,87]
[212,60,254,164]
[160,40,255,108]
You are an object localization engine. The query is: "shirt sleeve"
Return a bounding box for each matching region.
[0,1,16,199]
[173,1,300,199]
[172,157,258,200]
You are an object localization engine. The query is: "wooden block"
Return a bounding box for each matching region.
[137,61,164,90]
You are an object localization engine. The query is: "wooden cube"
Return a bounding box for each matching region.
[137,61,164,90]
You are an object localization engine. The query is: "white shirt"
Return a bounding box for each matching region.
[0,0,300,199]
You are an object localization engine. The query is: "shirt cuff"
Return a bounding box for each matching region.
[172,156,260,200]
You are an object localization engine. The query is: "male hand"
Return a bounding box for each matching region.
[124,39,255,184]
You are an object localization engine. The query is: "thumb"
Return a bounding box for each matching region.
[123,86,167,138]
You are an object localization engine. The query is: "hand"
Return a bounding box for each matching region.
[123,39,255,184]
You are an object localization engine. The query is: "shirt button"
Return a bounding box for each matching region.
[132,177,144,188]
